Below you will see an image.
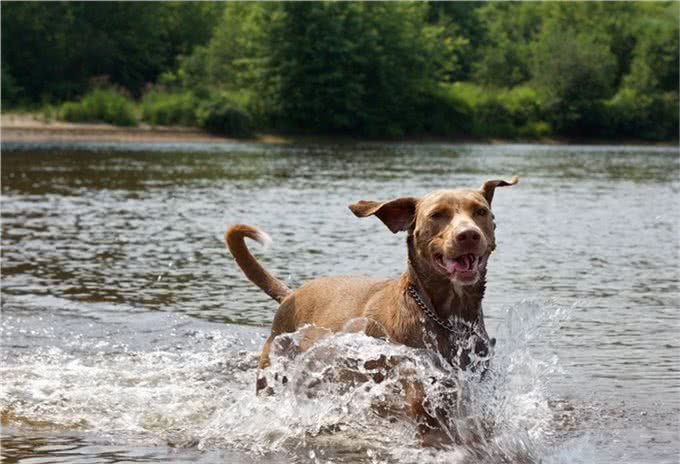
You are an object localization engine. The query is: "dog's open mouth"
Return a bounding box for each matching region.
[434,253,480,283]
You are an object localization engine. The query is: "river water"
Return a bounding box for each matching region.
[1,141,678,463]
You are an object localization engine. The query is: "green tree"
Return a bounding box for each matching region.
[606,2,679,139]
[623,3,679,94]
[473,2,543,87]
[2,1,677,140]
[267,2,453,135]
[427,2,482,82]
[1,2,221,106]
[531,27,617,135]
[1,2,76,103]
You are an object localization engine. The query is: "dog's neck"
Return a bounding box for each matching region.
[405,235,486,324]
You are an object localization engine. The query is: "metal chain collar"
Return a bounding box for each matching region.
[407,284,472,336]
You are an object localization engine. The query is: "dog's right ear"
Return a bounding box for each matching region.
[348,197,418,233]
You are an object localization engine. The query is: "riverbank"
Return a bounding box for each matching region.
[0,113,290,144]
[1,113,675,146]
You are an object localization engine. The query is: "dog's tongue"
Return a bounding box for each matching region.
[443,254,475,272]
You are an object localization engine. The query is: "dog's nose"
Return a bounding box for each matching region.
[456,228,481,244]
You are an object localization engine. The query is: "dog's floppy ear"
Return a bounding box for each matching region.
[349,197,418,233]
[480,176,519,205]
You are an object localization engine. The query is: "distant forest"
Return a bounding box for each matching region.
[2,2,677,140]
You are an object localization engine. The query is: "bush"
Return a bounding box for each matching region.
[446,82,552,139]
[496,86,545,127]
[517,120,552,138]
[59,88,137,126]
[140,90,197,126]
[196,94,253,137]
[444,82,486,110]
[416,86,472,136]
[472,98,515,138]
[495,86,551,138]
[604,88,678,140]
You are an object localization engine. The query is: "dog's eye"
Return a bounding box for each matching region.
[429,210,448,221]
[475,208,489,217]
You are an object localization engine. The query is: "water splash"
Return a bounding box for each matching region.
[1,300,590,463]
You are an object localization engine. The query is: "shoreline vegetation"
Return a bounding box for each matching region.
[2,113,675,146]
[3,3,678,143]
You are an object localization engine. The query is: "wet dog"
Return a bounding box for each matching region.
[226,177,518,445]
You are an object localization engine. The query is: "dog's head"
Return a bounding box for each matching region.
[349,177,518,286]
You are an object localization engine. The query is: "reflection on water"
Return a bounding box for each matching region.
[1,141,678,463]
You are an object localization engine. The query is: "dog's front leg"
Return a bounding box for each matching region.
[402,379,456,448]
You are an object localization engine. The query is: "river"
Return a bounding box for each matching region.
[1,141,678,463]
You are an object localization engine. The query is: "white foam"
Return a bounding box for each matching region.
[0,301,590,463]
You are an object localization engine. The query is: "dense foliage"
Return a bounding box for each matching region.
[1,2,222,103]
[3,1,677,140]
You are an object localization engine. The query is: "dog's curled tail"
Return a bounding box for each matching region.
[225,224,292,303]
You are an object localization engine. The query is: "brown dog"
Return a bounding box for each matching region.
[225,177,518,442]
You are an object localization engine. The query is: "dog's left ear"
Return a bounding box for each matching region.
[349,197,418,233]
[480,176,519,205]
